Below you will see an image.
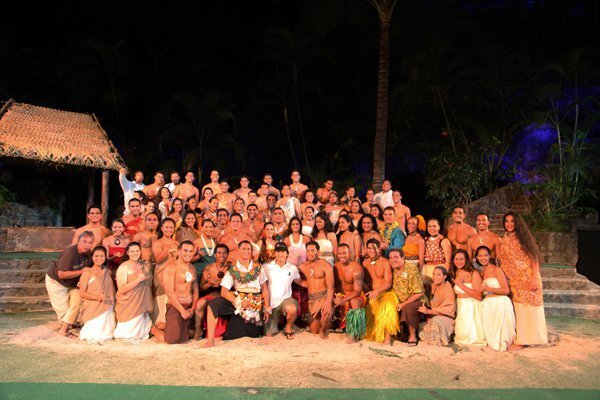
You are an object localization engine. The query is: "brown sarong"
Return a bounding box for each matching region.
[308,290,327,320]
[164,296,193,344]
[115,264,153,323]
[80,268,116,324]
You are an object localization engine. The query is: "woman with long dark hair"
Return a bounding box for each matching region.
[78,246,116,343]
[311,212,338,265]
[498,212,548,349]
[451,249,485,346]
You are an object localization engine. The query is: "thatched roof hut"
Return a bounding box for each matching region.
[0,99,125,170]
[0,99,126,223]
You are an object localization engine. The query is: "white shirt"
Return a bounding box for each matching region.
[164,182,178,194]
[119,173,145,213]
[221,260,267,292]
[264,261,300,308]
[374,190,394,209]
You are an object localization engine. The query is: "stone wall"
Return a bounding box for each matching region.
[0,202,57,227]
[535,231,578,266]
[462,184,529,226]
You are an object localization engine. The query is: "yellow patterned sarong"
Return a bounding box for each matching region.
[365,290,400,343]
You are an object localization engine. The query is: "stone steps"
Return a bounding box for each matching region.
[0,269,48,284]
[542,275,591,291]
[540,267,576,279]
[0,283,48,297]
[543,289,600,305]
[0,296,52,312]
[544,303,600,319]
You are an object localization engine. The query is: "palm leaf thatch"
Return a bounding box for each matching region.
[0,99,125,170]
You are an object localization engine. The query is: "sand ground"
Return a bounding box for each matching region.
[0,312,599,389]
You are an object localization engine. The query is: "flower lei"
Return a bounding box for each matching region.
[379,221,399,242]
[229,262,262,284]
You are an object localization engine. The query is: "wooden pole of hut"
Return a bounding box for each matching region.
[101,170,109,226]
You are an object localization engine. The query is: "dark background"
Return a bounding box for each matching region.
[0,0,598,226]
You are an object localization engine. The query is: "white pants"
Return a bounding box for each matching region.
[45,275,81,324]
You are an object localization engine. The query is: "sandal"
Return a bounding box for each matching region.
[407,340,418,347]
[283,331,295,340]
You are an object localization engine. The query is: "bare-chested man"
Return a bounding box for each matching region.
[246,191,259,209]
[217,181,236,214]
[316,179,334,205]
[290,170,309,199]
[173,171,199,202]
[232,197,247,221]
[233,176,252,203]
[467,213,501,262]
[392,190,411,233]
[334,244,366,343]
[271,208,287,241]
[150,218,179,331]
[362,239,398,344]
[263,173,280,199]
[202,170,222,196]
[214,209,230,241]
[256,183,271,211]
[446,207,477,251]
[123,198,144,238]
[258,194,278,223]
[143,171,166,200]
[154,240,198,344]
[133,211,160,263]
[298,241,334,338]
[193,244,230,339]
[242,204,264,243]
[219,214,254,263]
[72,205,111,248]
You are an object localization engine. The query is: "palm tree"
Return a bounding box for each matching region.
[368,0,398,191]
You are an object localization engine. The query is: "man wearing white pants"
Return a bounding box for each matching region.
[45,231,94,337]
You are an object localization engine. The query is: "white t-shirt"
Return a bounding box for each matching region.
[264,261,300,308]
[374,190,394,209]
[119,173,145,213]
[221,260,267,292]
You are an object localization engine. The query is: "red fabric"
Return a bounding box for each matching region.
[201,294,228,337]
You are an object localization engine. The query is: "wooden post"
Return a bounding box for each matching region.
[86,171,95,213]
[101,170,110,226]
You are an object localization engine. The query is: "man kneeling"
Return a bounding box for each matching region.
[160,241,198,344]
[264,243,304,339]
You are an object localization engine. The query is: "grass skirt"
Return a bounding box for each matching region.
[346,308,366,341]
[365,291,400,342]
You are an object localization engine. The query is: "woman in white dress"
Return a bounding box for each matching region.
[277,185,302,223]
[301,205,316,236]
[451,249,486,346]
[114,242,154,342]
[78,246,116,344]
[311,212,337,265]
[478,246,516,352]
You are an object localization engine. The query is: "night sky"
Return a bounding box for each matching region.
[0,0,598,225]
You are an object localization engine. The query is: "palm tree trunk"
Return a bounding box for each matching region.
[372,5,394,191]
[283,101,299,169]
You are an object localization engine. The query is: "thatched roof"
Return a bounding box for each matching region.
[0,99,125,170]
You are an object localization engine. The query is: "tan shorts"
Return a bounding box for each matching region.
[265,297,298,335]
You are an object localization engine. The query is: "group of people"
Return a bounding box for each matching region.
[44,169,548,351]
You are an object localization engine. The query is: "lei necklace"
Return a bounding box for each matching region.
[379,221,399,241]
[229,262,262,284]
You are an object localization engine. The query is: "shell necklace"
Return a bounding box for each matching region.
[201,235,215,256]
